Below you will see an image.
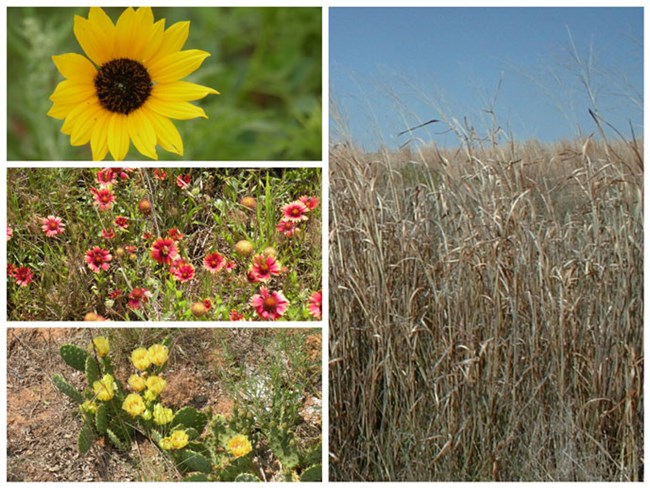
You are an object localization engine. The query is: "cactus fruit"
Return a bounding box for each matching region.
[78,421,95,453]
[85,356,101,386]
[234,473,261,482]
[60,344,90,371]
[52,374,84,404]
[300,464,322,481]
[172,407,208,434]
[175,449,212,474]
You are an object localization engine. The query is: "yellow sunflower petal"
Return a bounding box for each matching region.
[52,53,97,82]
[61,99,97,135]
[146,97,208,120]
[88,8,115,40]
[91,112,111,161]
[141,19,166,63]
[107,113,130,161]
[115,7,154,61]
[147,49,211,84]
[142,107,183,156]
[128,109,158,160]
[69,102,104,146]
[49,80,96,104]
[74,13,114,66]
[152,81,219,102]
[149,21,190,63]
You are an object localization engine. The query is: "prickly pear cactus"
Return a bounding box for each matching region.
[175,449,212,474]
[95,404,109,435]
[106,428,129,451]
[60,344,89,371]
[52,374,84,404]
[78,421,95,453]
[269,426,299,469]
[300,464,322,481]
[234,473,261,481]
[85,356,101,386]
[172,406,208,434]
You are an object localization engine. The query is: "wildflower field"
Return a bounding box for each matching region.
[7,167,322,321]
[7,328,322,481]
[7,7,321,161]
[329,136,642,480]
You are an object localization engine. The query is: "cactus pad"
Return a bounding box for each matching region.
[300,464,322,481]
[173,407,208,434]
[60,344,90,371]
[106,428,129,451]
[52,374,84,404]
[234,473,261,482]
[85,356,101,386]
[95,404,109,434]
[175,449,212,474]
[78,421,95,453]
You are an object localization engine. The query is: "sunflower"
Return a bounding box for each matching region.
[48,7,219,161]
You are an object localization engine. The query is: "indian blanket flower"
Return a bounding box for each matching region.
[92,336,110,357]
[96,168,118,186]
[85,246,112,272]
[42,215,66,237]
[131,347,151,370]
[93,374,117,401]
[151,237,178,265]
[277,219,297,237]
[153,168,167,180]
[170,430,189,450]
[7,264,16,278]
[122,393,146,417]
[281,200,309,222]
[250,287,289,321]
[48,7,219,161]
[203,251,226,273]
[167,227,183,241]
[176,174,191,189]
[227,434,253,458]
[173,261,195,282]
[148,344,169,366]
[101,227,116,239]
[91,187,115,210]
[128,374,146,392]
[299,195,319,210]
[114,216,129,229]
[128,288,150,310]
[153,403,173,425]
[249,254,282,282]
[13,266,34,286]
[7,226,13,241]
[308,290,323,319]
[229,309,246,321]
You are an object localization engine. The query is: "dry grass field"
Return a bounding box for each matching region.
[329,135,643,481]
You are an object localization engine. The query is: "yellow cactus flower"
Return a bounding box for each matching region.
[159,436,173,450]
[227,434,253,458]
[143,389,157,402]
[92,336,110,357]
[170,430,189,450]
[128,374,146,392]
[153,403,174,425]
[122,393,146,417]
[93,374,117,401]
[142,409,153,421]
[131,347,151,370]
[145,375,167,395]
[80,400,98,414]
[148,344,169,367]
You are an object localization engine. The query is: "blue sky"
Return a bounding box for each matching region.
[330,7,643,150]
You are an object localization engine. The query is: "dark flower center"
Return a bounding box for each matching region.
[95,58,152,114]
[263,297,277,310]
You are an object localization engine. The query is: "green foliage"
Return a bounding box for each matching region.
[85,356,101,386]
[51,374,84,404]
[173,407,208,434]
[182,473,209,482]
[106,428,129,451]
[269,425,299,470]
[234,473,261,482]
[95,404,109,435]
[60,344,89,371]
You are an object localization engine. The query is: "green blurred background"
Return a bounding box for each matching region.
[7,7,322,161]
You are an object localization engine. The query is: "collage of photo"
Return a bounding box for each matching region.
[3,3,644,484]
